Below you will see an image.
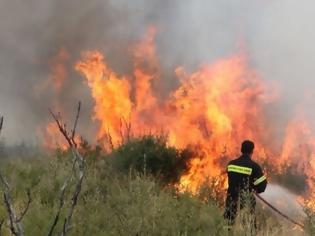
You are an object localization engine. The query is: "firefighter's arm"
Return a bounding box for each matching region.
[252,164,267,193]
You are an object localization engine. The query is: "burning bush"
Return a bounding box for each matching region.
[36,27,315,210]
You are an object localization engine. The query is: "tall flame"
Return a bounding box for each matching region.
[41,28,315,209]
[75,28,277,190]
[36,48,70,150]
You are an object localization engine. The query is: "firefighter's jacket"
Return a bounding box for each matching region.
[226,154,267,199]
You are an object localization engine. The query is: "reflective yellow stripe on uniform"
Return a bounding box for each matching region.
[254,175,266,186]
[227,165,252,175]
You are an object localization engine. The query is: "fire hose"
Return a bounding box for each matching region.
[254,193,305,229]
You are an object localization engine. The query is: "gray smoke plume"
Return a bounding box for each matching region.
[0,0,315,144]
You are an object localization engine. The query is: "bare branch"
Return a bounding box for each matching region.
[49,102,82,149]
[4,192,19,236]
[2,185,25,236]
[16,189,32,223]
[47,102,86,236]
[71,101,81,146]
[49,109,73,148]
[47,181,68,236]
[0,117,26,236]
[62,218,67,235]
[0,173,9,191]
[61,153,85,235]
[0,116,3,135]
[48,154,79,236]
[47,152,78,236]
[0,218,5,236]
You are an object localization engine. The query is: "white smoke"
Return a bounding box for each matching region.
[259,184,305,224]
[1,0,315,143]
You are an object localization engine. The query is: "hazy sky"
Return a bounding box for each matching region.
[0,0,315,144]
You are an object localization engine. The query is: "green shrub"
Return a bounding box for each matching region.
[0,154,228,235]
[109,135,192,184]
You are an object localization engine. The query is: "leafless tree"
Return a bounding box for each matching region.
[0,219,4,236]
[0,117,3,136]
[0,116,32,236]
[47,102,86,236]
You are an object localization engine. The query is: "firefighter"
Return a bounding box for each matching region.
[224,140,267,226]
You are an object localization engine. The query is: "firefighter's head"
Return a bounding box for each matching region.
[241,140,255,157]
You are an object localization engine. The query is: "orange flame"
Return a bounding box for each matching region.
[75,51,132,145]
[75,29,277,192]
[40,28,315,210]
[40,122,68,150]
[37,48,71,150]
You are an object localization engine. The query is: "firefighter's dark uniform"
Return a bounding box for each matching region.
[224,154,267,224]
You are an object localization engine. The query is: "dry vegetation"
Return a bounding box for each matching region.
[0,114,314,235]
[0,139,312,235]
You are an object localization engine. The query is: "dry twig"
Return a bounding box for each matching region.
[47,182,67,236]
[16,190,32,223]
[61,148,84,236]
[47,102,85,236]
[0,117,31,236]
[0,116,3,135]
[0,218,4,236]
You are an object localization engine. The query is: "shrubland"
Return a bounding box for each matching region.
[0,136,312,235]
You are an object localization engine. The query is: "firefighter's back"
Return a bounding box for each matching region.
[224,140,267,225]
[227,155,254,198]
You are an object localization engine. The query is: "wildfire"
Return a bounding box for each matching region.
[40,122,68,150]
[41,28,315,210]
[36,48,71,150]
[75,31,276,192]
